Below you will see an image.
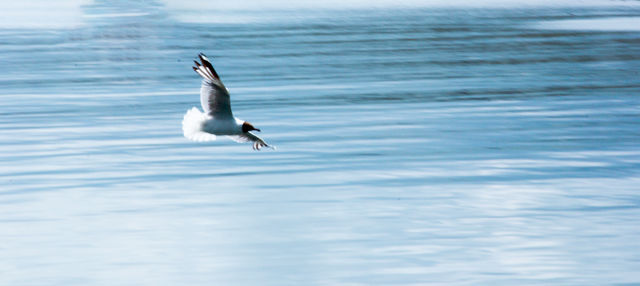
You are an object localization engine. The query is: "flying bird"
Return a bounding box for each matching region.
[182,53,273,150]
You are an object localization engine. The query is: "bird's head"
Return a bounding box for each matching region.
[242,121,261,133]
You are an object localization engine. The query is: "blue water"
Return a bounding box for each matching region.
[1,1,640,285]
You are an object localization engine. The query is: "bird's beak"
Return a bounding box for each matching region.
[255,128,261,132]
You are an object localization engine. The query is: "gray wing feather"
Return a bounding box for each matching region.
[193,53,233,119]
[200,81,233,119]
[227,133,273,150]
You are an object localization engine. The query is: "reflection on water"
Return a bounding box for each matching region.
[0,0,90,29]
[1,1,640,285]
[537,16,640,31]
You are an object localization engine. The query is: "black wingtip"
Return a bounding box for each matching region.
[197,53,207,64]
[197,53,220,79]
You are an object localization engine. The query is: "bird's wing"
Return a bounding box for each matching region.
[192,53,233,120]
[227,133,274,151]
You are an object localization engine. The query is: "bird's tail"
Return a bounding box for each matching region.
[182,107,217,142]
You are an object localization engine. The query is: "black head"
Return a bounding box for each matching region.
[242,121,261,133]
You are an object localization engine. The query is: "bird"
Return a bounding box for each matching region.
[182,53,273,150]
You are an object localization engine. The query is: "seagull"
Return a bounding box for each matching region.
[182,53,273,150]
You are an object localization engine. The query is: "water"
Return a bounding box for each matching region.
[1,1,640,285]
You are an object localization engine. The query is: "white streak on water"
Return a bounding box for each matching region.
[537,17,640,31]
[0,0,92,29]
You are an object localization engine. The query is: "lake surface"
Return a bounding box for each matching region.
[1,1,640,285]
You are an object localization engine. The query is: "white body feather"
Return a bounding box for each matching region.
[182,107,217,142]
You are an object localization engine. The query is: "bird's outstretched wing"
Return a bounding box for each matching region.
[227,133,274,151]
[192,53,233,120]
